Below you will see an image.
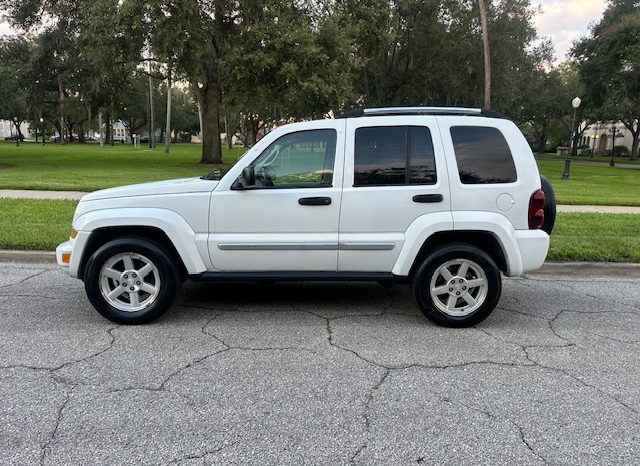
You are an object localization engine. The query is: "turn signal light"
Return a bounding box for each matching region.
[61,252,71,264]
[528,190,545,229]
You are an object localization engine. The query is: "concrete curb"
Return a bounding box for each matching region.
[1,250,639,277]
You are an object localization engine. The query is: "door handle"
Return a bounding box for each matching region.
[298,196,332,206]
[413,194,443,203]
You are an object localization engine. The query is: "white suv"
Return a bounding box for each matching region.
[57,107,552,327]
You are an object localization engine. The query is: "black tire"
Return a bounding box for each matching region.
[84,237,181,324]
[540,175,556,235]
[412,243,501,327]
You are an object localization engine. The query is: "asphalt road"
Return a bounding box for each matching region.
[1,262,639,465]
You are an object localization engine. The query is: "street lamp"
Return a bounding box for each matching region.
[40,118,45,146]
[590,134,597,158]
[13,117,20,147]
[562,97,581,180]
[609,123,618,167]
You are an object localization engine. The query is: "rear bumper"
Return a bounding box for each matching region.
[514,230,549,274]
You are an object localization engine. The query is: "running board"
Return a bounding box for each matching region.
[190,271,407,283]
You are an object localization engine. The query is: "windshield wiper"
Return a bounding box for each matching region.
[201,168,226,181]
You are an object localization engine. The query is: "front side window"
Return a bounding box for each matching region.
[354,126,437,186]
[450,126,517,184]
[251,129,336,188]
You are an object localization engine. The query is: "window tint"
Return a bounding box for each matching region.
[251,129,336,188]
[450,126,517,184]
[354,126,436,186]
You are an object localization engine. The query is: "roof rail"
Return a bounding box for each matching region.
[336,107,504,119]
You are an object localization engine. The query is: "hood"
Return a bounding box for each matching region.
[81,177,218,201]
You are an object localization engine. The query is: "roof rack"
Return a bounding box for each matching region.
[336,107,504,119]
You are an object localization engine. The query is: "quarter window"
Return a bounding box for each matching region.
[354,126,437,186]
[450,126,517,184]
[251,129,336,188]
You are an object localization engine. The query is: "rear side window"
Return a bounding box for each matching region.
[450,126,517,184]
[354,126,437,186]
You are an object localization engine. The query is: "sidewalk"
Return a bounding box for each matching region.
[1,189,639,214]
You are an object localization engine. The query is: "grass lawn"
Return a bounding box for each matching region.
[0,141,245,191]
[536,160,640,206]
[1,199,638,263]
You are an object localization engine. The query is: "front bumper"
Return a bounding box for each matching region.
[56,240,73,269]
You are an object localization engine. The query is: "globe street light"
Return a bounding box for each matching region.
[562,97,581,180]
[13,117,20,147]
[40,118,45,146]
[609,123,618,167]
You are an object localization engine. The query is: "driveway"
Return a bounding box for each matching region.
[1,262,639,465]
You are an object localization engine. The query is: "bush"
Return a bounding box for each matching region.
[614,145,629,157]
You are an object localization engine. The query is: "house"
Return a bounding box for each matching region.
[579,121,635,155]
[0,120,31,139]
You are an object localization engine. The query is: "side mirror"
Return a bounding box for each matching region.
[242,166,255,186]
[232,165,255,190]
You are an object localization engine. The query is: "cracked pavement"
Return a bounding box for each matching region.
[1,262,640,465]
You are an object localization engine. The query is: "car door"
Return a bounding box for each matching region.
[338,116,451,271]
[209,120,345,271]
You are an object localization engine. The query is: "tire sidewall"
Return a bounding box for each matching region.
[413,244,501,327]
[84,238,180,324]
[540,175,556,235]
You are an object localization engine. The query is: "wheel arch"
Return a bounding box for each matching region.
[406,231,507,279]
[78,226,188,281]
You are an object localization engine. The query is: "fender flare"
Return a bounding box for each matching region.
[73,208,207,275]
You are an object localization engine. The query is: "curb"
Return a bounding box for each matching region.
[1,250,640,277]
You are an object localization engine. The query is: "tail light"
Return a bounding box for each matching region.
[528,189,545,229]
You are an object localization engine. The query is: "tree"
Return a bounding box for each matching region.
[573,0,640,159]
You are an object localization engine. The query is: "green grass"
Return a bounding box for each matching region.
[548,213,640,262]
[536,153,640,165]
[0,199,77,250]
[0,141,245,191]
[536,160,640,206]
[1,199,638,263]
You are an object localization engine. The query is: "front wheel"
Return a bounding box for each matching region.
[84,238,181,324]
[412,244,501,327]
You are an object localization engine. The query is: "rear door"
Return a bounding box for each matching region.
[338,116,451,271]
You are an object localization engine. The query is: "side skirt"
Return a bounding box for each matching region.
[189,271,408,284]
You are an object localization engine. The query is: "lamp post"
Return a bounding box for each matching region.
[591,134,597,158]
[562,97,581,180]
[609,124,618,167]
[13,117,20,147]
[40,118,45,146]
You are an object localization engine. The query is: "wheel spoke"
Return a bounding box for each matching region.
[138,263,154,278]
[466,279,485,288]
[461,292,477,307]
[446,295,457,311]
[433,285,450,296]
[123,254,135,270]
[439,266,454,282]
[103,268,121,281]
[458,262,469,279]
[107,287,125,300]
[139,283,157,295]
[129,291,140,307]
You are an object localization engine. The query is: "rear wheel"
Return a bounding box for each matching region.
[84,238,181,324]
[412,244,501,327]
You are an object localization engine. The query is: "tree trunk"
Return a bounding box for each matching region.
[478,0,491,109]
[631,135,639,160]
[199,83,223,164]
[57,76,65,144]
[149,75,156,149]
[78,122,86,143]
[98,112,104,147]
[164,69,172,154]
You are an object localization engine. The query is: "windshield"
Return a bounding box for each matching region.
[200,149,251,181]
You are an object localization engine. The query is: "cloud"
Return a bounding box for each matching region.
[533,0,606,60]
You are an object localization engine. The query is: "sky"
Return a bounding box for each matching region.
[534,0,607,61]
[1,1,608,63]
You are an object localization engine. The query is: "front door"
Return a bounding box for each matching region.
[209,121,345,271]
